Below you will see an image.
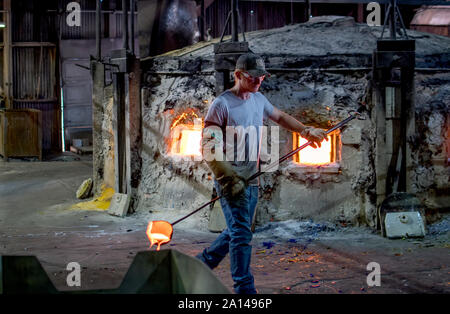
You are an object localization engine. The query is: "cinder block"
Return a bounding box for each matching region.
[341,127,361,145]
[76,178,93,199]
[72,138,89,147]
[108,193,131,217]
[385,211,426,239]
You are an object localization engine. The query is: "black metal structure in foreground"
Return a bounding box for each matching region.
[0,250,231,294]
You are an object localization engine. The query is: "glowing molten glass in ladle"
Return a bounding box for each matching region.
[146,221,173,251]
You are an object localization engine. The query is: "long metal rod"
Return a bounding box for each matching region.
[200,0,205,41]
[219,11,233,43]
[96,0,101,60]
[122,0,129,50]
[395,2,409,39]
[389,0,397,40]
[171,112,358,226]
[130,0,135,54]
[231,0,239,42]
[171,196,221,226]
[380,2,391,39]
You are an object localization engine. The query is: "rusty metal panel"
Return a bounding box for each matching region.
[410,6,450,37]
[12,100,59,153]
[410,25,449,37]
[0,109,42,159]
[411,6,450,26]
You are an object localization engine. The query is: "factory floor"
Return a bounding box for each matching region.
[0,155,448,295]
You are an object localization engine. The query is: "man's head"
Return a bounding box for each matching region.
[234,53,270,93]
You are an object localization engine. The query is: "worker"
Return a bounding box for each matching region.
[196,52,327,294]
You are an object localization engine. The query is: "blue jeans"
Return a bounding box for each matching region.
[196,181,259,294]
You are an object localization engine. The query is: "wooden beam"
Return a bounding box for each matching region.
[11,42,56,47]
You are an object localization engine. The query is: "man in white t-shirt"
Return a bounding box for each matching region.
[197,53,327,294]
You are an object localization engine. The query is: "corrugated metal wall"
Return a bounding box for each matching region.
[58,0,129,151]
[61,11,104,40]
[59,0,127,40]
[11,0,57,42]
[12,46,56,100]
[10,0,60,153]
[8,0,127,153]
[204,1,419,39]
[205,1,305,39]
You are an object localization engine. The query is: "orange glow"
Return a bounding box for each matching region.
[146,221,173,251]
[170,110,200,130]
[179,129,202,155]
[169,110,203,156]
[298,135,331,165]
[293,131,339,165]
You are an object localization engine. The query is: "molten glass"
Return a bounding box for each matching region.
[146,221,173,251]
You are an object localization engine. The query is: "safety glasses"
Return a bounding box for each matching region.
[241,71,266,81]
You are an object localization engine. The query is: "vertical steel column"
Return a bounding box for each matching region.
[113,73,126,193]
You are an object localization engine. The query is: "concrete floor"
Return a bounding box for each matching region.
[0,155,448,294]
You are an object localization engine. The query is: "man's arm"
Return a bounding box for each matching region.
[268,106,327,148]
[202,125,246,197]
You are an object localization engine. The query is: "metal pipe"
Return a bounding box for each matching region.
[122,0,129,50]
[231,0,239,42]
[96,0,101,60]
[389,0,397,39]
[200,0,205,41]
[130,0,135,54]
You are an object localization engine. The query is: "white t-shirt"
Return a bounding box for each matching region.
[204,90,274,185]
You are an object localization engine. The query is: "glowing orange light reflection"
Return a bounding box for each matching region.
[169,110,203,156]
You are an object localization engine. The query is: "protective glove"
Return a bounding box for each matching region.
[300,127,328,148]
[221,173,247,199]
[207,160,247,198]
